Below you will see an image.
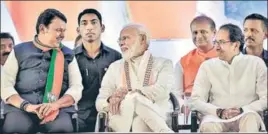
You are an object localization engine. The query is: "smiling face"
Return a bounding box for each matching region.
[191,21,216,50]
[215,29,236,61]
[39,17,66,45]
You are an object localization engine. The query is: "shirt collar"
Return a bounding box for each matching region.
[74,42,109,55]
[242,48,268,60]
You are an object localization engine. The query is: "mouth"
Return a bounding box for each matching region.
[121,47,128,52]
[246,38,254,42]
[86,33,95,36]
[56,38,63,42]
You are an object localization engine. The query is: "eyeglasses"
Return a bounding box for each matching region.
[213,40,232,46]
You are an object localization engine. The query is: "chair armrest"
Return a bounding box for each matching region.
[263,109,268,131]
[169,93,180,132]
[96,111,108,132]
[169,93,180,111]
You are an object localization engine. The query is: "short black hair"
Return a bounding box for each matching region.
[219,23,244,52]
[190,15,216,31]
[77,8,102,26]
[243,13,268,31]
[0,32,15,44]
[35,8,67,34]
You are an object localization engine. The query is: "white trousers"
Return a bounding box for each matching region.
[108,93,173,132]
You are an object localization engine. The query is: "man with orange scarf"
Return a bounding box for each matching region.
[95,24,174,132]
[1,9,83,133]
[174,15,217,118]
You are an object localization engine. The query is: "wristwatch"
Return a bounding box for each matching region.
[20,100,30,111]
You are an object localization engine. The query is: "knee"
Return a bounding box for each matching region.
[3,112,35,134]
[132,116,151,132]
[45,113,74,133]
[200,122,223,132]
[241,113,259,121]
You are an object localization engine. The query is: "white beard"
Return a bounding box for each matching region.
[122,40,144,61]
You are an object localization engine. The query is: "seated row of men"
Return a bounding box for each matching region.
[0,8,267,133]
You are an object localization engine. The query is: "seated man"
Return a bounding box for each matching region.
[96,24,174,132]
[190,23,267,132]
[1,9,83,134]
[174,15,217,116]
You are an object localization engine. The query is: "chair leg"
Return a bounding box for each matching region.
[72,113,79,132]
[171,111,179,132]
[191,111,198,132]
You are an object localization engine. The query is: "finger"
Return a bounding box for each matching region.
[115,103,120,115]
[34,110,44,119]
[38,104,47,115]
[44,108,53,116]
[111,105,115,115]
[40,118,48,124]
[42,105,51,116]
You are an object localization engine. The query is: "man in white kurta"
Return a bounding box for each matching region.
[95,24,174,132]
[190,23,267,132]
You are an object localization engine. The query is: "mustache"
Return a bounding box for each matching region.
[2,52,10,56]
[56,36,64,40]
[246,37,254,41]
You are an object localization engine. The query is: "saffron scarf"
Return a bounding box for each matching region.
[34,36,64,123]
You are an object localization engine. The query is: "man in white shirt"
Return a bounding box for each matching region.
[190,23,267,132]
[95,23,174,132]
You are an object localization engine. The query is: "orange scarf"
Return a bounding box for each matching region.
[180,48,217,94]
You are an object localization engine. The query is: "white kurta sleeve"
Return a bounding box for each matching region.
[190,62,219,117]
[1,50,19,102]
[95,63,117,112]
[64,57,84,104]
[173,61,185,108]
[242,58,267,112]
[140,59,174,102]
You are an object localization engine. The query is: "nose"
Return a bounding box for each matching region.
[86,23,94,31]
[244,30,253,37]
[4,46,12,52]
[196,32,203,39]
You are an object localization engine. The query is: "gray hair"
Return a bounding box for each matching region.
[121,23,151,46]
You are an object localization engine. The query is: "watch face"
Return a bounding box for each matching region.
[47,92,58,102]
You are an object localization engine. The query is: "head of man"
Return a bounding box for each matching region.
[74,34,82,47]
[190,15,216,51]
[36,8,67,46]
[243,13,267,49]
[0,32,15,65]
[118,24,150,61]
[215,24,244,62]
[77,9,105,44]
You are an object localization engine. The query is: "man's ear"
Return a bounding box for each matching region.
[39,24,46,33]
[76,27,80,34]
[101,24,105,33]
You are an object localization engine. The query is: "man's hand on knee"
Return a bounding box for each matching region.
[24,104,43,119]
[218,108,242,119]
[108,88,128,115]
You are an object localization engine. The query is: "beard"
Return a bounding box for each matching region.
[122,40,144,61]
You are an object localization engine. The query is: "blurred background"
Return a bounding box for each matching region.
[1,1,267,65]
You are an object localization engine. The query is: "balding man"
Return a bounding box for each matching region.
[95,24,174,132]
